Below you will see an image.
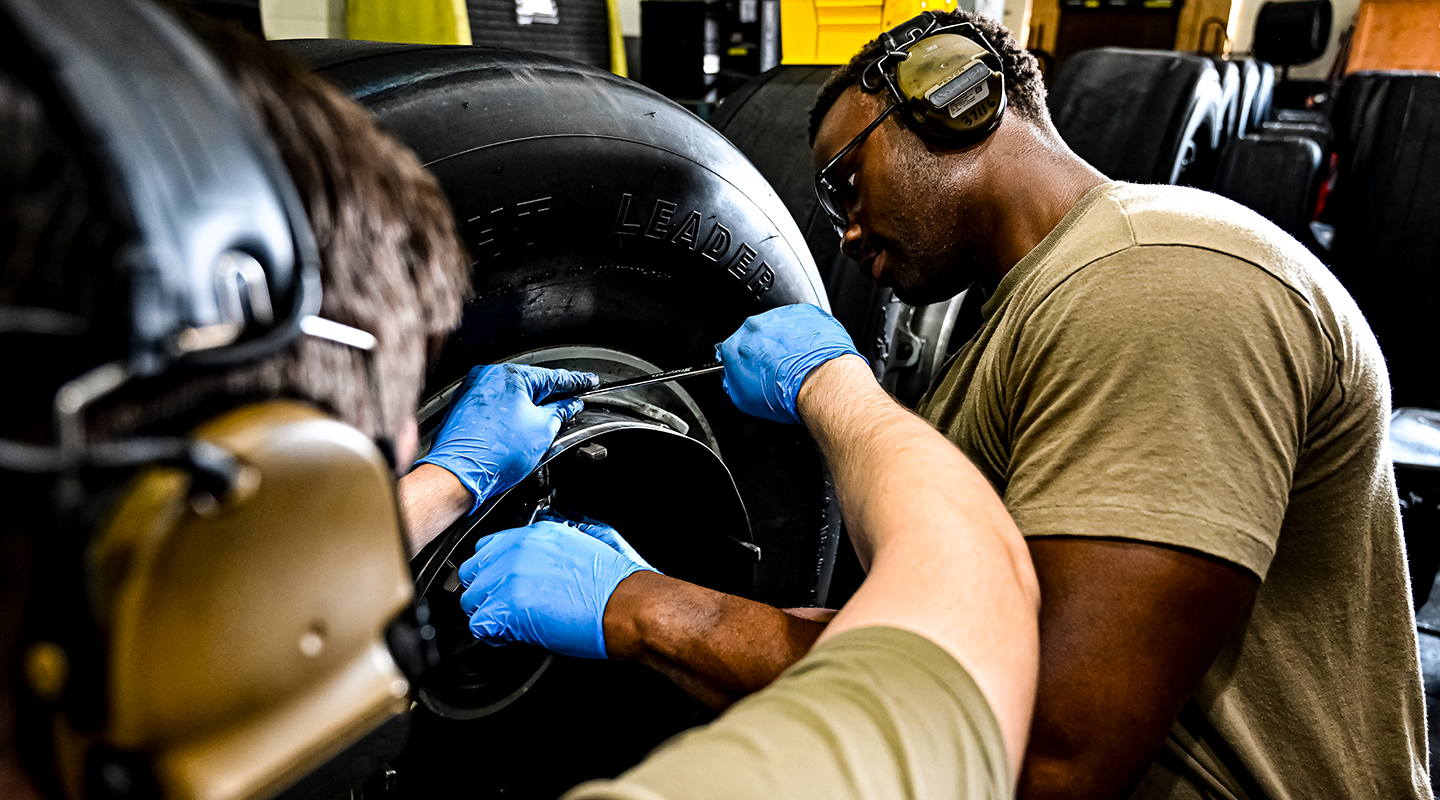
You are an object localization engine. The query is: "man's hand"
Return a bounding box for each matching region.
[716,304,862,425]
[539,509,658,573]
[457,511,828,706]
[458,517,655,659]
[415,364,597,513]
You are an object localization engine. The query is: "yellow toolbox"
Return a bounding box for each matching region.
[780,0,959,64]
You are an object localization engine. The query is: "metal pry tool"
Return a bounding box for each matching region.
[549,361,725,403]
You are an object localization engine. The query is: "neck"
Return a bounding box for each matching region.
[977,118,1107,286]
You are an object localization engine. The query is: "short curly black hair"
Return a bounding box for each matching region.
[807,10,1047,145]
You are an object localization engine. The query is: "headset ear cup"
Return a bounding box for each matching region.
[891,28,1008,148]
[940,70,1005,141]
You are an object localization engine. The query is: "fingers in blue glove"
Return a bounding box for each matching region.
[476,363,593,424]
[457,520,652,659]
[716,303,864,426]
[468,616,508,643]
[536,509,659,573]
[457,530,505,589]
[416,364,598,512]
[505,364,599,403]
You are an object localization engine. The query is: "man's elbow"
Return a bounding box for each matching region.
[980,505,1040,615]
[1018,750,1121,800]
[1018,731,1162,800]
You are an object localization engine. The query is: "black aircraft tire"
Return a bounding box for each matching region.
[1047,48,1225,186]
[281,41,847,799]
[284,40,840,609]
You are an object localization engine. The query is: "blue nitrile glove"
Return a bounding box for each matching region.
[457,520,654,659]
[416,364,598,513]
[715,303,863,425]
[538,509,659,573]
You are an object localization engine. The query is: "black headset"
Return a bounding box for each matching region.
[3,0,320,376]
[0,0,333,489]
[863,11,1009,148]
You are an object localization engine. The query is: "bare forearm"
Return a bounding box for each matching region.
[1019,752,1141,800]
[1018,691,1175,800]
[796,356,1041,777]
[604,571,828,709]
[397,464,473,554]
[799,358,1026,574]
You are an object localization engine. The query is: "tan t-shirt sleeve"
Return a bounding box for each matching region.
[561,626,1011,800]
[1002,246,1331,578]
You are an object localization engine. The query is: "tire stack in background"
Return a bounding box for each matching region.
[1205,0,1333,253]
[1046,48,1228,187]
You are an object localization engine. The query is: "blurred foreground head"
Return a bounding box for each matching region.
[0,1,470,798]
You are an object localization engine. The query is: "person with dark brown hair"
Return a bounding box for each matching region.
[0,13,469,454]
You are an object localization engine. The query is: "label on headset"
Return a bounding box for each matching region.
[947,81,990,119]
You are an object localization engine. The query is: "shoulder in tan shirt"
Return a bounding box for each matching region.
[919,181,1429,800]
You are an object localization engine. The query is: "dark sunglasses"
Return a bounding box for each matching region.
[814,100,899,236]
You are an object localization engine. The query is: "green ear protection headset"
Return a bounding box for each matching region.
[867,12,1008,146]
[816,12,1008,233]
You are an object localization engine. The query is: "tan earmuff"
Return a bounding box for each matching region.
[49,401,414,800]
[887,24,1007,148]
[896,33,1007,144]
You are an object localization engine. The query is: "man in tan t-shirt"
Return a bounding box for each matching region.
[798,15,1425,797]
[454,9,1430,800]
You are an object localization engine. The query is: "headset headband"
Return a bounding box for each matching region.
[2,0,320,378]
[863,14,1002,92]
[860,11,1008,148]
